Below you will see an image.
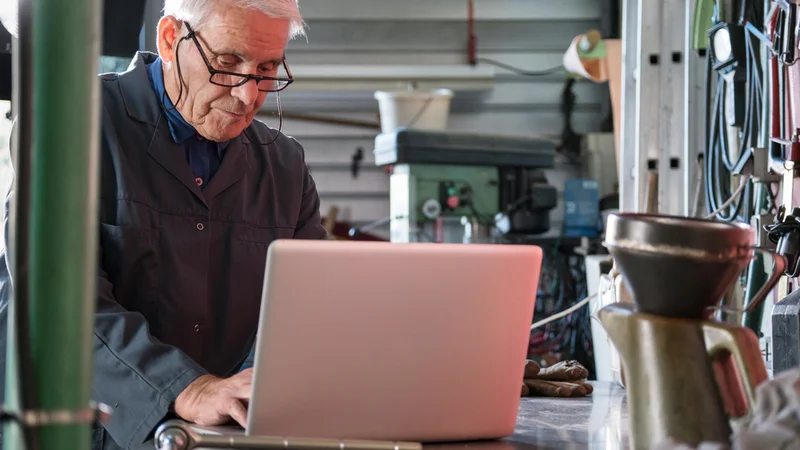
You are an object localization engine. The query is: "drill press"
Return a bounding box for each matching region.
[373,128,558,243]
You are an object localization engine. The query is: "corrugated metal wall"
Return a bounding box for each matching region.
[271,0,608,238]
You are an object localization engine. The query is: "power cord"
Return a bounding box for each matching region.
[703,10,764,222]
[705,175,751,219]
[530,263,618,331]
[530,294,596,330]
[529,246,594,375]
[403,58,563,129]
[476,57,563,77]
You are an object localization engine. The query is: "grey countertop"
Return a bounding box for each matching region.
[429,382,629,450]
[169,382,630,450]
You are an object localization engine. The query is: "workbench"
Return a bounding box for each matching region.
[143,383,629,450]
[427,382,629,450]
[511,382,628,449]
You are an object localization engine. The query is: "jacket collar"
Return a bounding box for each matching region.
[145,55,199,145]
[117,52,257,204]
[118,51,163,127]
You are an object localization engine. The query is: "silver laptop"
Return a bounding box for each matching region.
[244,240,542,442]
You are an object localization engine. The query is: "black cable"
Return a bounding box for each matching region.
[765,219,800,242]
[476,57,563,77]
[704,55,718,215]
[558,79,582,163]
[529,245,593,375]
[703,11,766,223]
[169,31,285,146]
[705,71,745,221]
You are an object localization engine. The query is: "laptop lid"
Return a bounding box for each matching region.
[247,240,542,442]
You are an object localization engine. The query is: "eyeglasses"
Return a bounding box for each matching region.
[181,22,294,93]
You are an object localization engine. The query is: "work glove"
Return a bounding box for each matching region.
[521,360,594,397]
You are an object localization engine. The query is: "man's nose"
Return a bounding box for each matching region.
[230,79,259,107]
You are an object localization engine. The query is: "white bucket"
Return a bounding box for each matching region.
[374,89,454,133]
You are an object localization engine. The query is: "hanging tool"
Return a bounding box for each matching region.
[764,206,800,277]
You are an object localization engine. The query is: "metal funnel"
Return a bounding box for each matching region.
[604,213,754,319]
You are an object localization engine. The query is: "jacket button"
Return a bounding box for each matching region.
[196,223,204,231]
[194,324,200,332]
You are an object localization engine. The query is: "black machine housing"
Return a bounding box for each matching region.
[499,167,558,235]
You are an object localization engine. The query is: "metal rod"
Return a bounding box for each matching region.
[26,0,103,448]
[276,112,381,130]
[5,0,39,448]
[155,421,423,450]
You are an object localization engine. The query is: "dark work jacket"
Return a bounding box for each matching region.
[0,51,327,450]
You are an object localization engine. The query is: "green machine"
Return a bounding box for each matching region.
[374,129,558,243]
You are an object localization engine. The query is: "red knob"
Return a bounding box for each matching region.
[447,196,460,209]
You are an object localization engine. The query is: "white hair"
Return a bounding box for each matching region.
[163,0,306,39]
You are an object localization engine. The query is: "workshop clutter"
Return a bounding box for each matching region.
[374,88,453,133]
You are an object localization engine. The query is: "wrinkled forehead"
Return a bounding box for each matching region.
[191,9,291,63]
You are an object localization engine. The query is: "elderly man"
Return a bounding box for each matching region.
[0,0,324,449]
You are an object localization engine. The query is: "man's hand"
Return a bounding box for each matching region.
[174,368,254,427]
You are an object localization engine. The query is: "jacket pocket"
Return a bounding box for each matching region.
[99,223,161,319]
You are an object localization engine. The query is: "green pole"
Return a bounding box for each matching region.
[27,0,102,448]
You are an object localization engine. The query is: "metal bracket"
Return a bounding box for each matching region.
[154,420,423,450]
[755,213,778,249]
[733,147,782,183]
[4,402,112,427]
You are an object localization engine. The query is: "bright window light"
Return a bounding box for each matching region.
[0,0,18,38]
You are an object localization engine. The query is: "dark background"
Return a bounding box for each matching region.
[0,0,148,100]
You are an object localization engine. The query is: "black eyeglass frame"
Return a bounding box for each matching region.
[182,22,294,93]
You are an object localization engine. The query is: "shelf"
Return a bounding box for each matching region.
[284,64,496,92]
[297,0,601,21]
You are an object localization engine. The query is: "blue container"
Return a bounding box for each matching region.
[564,179,600,238]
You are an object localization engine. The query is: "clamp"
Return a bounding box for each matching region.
[764,205,800,277]
[154,420,423,450]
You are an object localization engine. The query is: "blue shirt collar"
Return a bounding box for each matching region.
[146,57,230,151]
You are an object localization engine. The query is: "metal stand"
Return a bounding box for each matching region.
[619,0,705,215]
[154,421,423,450]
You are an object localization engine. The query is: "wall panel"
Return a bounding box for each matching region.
[276,1,604,239]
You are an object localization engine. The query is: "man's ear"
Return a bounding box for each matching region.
[156,16,182,63]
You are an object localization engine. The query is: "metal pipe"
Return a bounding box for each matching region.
[155,420,423,450]
[5,0,39,448]
[26,0,102,448]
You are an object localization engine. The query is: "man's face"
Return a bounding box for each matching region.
[157,7,291,142]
